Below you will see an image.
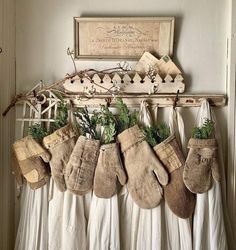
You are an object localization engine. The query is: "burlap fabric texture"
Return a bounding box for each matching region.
[154,135,196,218]
[43,124,77,192]
[65,135,100,195]
[94,143,127,198]
[13,135,50,189]
[183,138,220,194]
[118,125,169,209]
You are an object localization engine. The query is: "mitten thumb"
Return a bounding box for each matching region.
[152,157,169,186]
[116,166,127,186]
[40,150,51,163]
[212,158,220,182]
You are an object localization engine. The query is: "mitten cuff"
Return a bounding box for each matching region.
[13,136,48,161]
[153,134,175,153]
[117,125,145,153]
[100,143,117,150]
[188,138,217,149]
[154,135,184,173]
[43,124,77,149]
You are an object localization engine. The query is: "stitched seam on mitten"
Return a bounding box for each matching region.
[74,139,86,188]
[122,138,145,154]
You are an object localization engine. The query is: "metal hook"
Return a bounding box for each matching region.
[173,89,180,109]
[105,97,112,107]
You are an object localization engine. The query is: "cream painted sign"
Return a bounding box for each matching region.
[74,17,175,59]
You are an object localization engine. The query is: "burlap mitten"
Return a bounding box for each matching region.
[117,125,168,209]
[12,151,24,187]
[65,135,100,195]
[94,143,127,198]
[183,138,220,194]
[12,136,50,189]
[43,124,77,192]
[154,135,195,218]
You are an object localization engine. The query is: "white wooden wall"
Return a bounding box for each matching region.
[0,0,16,249]
[227,0,236,243]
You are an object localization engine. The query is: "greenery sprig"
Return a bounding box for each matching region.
[73,106,100,139]
[143,123,170,147]
[28,123,48,141]
[191,118,215,139]
[51,101,68,132]
[96,105,117,144]
[115,98,138,133]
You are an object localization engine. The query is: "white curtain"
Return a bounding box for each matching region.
[15,183,49,250]
[87,193,120,250]
[48,179,90,250]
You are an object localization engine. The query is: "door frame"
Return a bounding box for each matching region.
[0,0,16,249]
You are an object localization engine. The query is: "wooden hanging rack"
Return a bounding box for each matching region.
[1,63,227,117]
[68,93,226,108]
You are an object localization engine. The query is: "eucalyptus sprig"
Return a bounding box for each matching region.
[115,98,138,133]
[192,118,214,139]
[28,123,48,141]
[73,106,100,139]
[143,123,170,147]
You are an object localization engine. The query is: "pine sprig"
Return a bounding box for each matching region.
[143,126,159,147]
[191,118,215,139]
[28,123,48,141]
[115,98,138,133]
[143,123,170,147]
[156,123,170,141]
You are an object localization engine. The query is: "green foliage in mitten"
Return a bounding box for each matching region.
[97,105,117,144]
[143,123,170,147]
[115,98,138,133]
[52,102,68,132]
[73,106,100,140]
[28,123,48,141]
[191,118,214,139]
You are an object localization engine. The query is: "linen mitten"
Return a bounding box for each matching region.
[94,143,127,198]
[43,124,77,192]
[183,138,220,193]
[154,135,196,218]
[65,135,100,195]
[118,125,168,209]
[13,135,50,189]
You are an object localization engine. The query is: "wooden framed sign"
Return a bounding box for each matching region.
[74,17,175,60]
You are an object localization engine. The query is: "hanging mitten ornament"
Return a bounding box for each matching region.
[94,143,127,198]
[12,136,50,189]
[12,151,24,187]
[65,107,101,195]
[154,135,196,218]
[118,125,169,209]
[43,124,77,192]
[65,135,100,195]
[183,138,220,193]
